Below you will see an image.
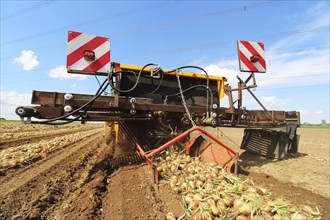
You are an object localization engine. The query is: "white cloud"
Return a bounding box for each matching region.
[246,96,288,109]
[204,63,241,87]
[260,96,288,107]
[256,51,329,89]
[297,109,310,115]
[49,65,88,80]
[0,90,32,120]
[13,50,39,71]
[259,96,276,104]
[297,109,328,123]
[315,110,323,115]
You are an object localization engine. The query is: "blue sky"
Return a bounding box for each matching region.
[1,0,329,123]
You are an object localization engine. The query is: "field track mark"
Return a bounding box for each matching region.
[0,133,102,198]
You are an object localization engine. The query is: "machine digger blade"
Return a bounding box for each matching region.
[240,126,299,159]
[185,135,244,173]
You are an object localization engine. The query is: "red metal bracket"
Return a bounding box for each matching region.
[136,126,243,184]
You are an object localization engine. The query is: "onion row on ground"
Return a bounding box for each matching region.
[0,129,102,170]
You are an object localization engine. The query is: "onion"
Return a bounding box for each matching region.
[247,186,257,194]
[196,180,204,188]
[188,200,199,210]
[220,192,230,199]
[210,205,220,216]
[170,175,178,183]
[207,198,216,206]
[181,182,188,191]
[166,212,176,220]
[199,191,206,199]
[170,182,176,189]
[209,162,216,167]
[256,187,268,196]
[187,166,195,174]
[173,186,180,193]
[237,184,246,192]
[188,181,195,189]
[210,192,218,201]
[201,211,212,220]
[198,174,207,182]
[193,193,203,202]
[205,173,212,180]
[236,215,249,220]
[260,204,271,213]
[204,182,213,191]
[200,201,210,210]
[217,200,227,211]
[291,212,307,220]
[184,195,193,204]
[223,196,234,207]
[273,215,284,220]
[211,172,217,178]
[216,185,225,192]
[188,213,202,220]
[179,163,186,170]
[233,198,244,210]
[239,203,251,216]
[218,173,225,180]
[170,165,177,173]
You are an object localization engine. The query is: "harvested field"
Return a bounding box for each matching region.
[0,121,329,219]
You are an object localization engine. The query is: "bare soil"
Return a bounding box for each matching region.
[0,122,329,219]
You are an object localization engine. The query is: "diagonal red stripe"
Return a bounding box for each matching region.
[83,50,110,73]
[240,51,258,72]
[67,37,108,67]
[68,31,82,42]
[241,41,266,69]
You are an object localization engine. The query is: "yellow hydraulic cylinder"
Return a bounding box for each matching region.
[114,122,119,144]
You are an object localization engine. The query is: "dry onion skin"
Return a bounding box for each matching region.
[156,147,322,220]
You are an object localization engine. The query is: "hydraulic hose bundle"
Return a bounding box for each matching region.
[17,63,215,125]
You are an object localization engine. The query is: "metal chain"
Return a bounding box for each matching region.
[176,70,196,127]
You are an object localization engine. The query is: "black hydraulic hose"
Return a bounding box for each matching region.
[168,66,211,117]
[32,77,109,124]
[165,85,213,110]
[149,73,164,94]
[108,63,158,93]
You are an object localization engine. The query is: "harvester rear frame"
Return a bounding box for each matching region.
[16,62,300,174]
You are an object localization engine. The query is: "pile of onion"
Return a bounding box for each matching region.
[157,148,321,220]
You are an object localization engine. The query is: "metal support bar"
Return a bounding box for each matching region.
[151,155,158,190]
[236,75,272,118]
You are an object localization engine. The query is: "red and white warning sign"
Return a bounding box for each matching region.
[67,31,110,75]
[237,40,266,73]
